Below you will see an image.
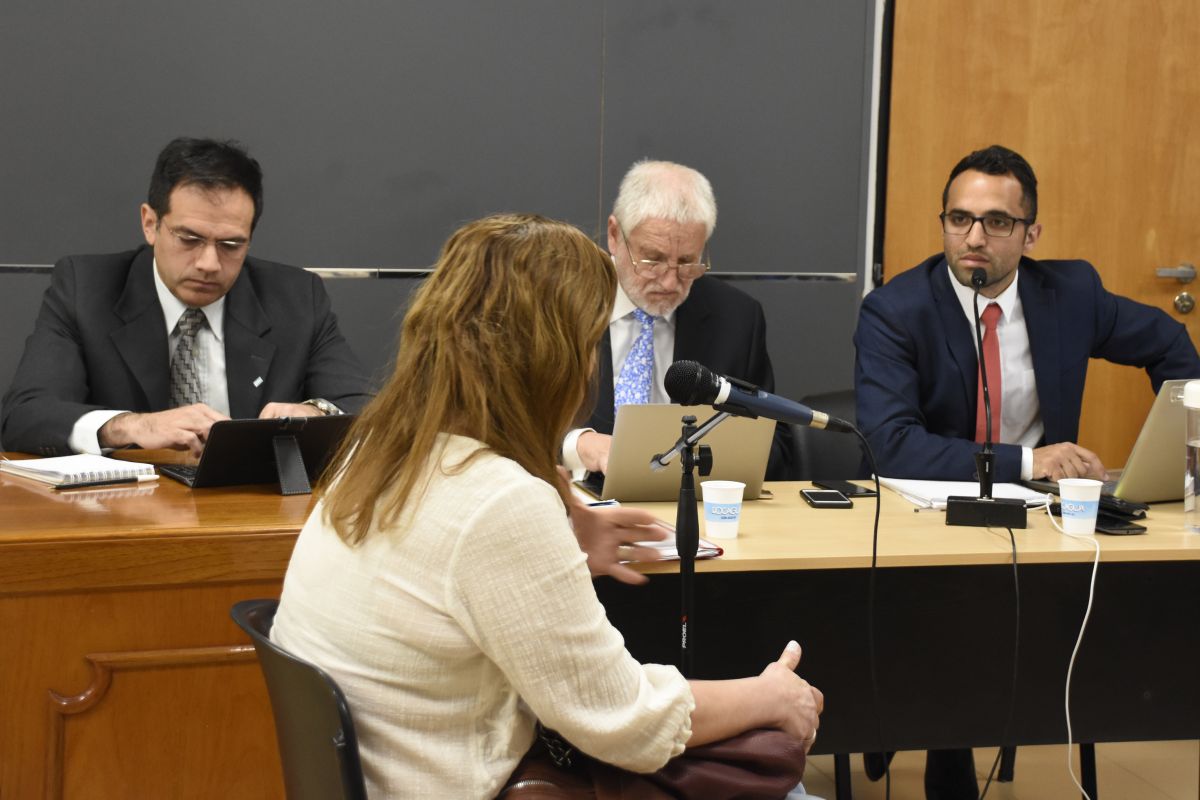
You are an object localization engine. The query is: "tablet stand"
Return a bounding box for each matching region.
[272,433,313,495]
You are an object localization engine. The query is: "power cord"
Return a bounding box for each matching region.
[1038,497,1100,800]
[852,428,889,798]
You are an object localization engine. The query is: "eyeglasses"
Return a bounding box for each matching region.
[940,211,1033,238]
[162,222,250,259]
[617,223,710,280]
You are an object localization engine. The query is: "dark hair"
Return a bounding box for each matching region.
[147,137,264,230]
[942,145,1038,222]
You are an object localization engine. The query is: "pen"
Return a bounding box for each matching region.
[54,474,158,491]
[55,477,139,491]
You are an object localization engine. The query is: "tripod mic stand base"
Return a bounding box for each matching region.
[945,496,1028,529]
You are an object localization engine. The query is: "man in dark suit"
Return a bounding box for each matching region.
[1,137,371,457]
[562,160,793,481]
[854,145,1200,798]
[856,144,1199,485]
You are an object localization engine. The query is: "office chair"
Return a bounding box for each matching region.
[231,599,369,800]
[790,389,865,480]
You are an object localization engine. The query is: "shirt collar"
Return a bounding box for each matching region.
[947,262,1020,324]
[152,258,226,342]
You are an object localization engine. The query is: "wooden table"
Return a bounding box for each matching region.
[0,465,309,799]
[3,471,1197,798]
[599,483,1200,759]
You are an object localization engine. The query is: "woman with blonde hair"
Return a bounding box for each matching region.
[271,213,822,799]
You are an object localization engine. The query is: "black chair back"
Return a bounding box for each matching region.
[790,389,866,479]
[231,599,369,800]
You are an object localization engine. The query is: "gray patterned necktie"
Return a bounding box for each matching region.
[169,307,206,408]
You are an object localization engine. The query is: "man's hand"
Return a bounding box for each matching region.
[561,467,666,584]
[576,431,612,474]
[1032,442,1107,481]
[99,405,229,457]
[259,402,323,419]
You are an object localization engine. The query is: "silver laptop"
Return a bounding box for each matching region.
[580,403,775,502]
[1105,379,1191,503]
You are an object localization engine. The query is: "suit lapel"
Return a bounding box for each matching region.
[110,248,171,410]
[672,281,716,364]
[590,330,616,433]
[931,261,979,415]
[1017,261,1061,443]
[222,266,276,418]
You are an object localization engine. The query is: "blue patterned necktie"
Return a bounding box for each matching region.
[169,307,206,408]
[614,308,656,417]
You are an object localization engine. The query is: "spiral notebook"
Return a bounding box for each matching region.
[0,454,157,489]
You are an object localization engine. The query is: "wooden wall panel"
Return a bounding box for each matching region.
[885,1,1200,466]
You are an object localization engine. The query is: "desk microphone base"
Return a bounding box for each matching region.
[945,496,1028,529]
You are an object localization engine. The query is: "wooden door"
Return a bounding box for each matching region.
[884,1,1200,467]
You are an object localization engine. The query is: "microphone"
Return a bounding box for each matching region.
[664,361,855,433]
[944,266,1027,528]
[970,267,995,458]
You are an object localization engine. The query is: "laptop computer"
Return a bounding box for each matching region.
[1024,379,1190,505]
[1104,379,1191,503]
[157,415,355,493]
[577,403,775,502]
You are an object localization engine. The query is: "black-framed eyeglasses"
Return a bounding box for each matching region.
[939,211,1033,238]
[162,222,250,259]
[616,222,710,280]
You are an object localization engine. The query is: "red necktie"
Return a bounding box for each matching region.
[975,303,1002,444]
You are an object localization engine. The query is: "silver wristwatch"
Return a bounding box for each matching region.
[301,397,343,416]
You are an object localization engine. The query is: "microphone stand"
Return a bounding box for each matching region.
[946,277,1027,528]
[651,412,723,677]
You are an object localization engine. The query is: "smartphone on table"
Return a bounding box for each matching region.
[800,488,854,509]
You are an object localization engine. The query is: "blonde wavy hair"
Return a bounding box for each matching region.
[321,213,616,545]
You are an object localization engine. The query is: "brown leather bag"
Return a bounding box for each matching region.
[498,727,807,800]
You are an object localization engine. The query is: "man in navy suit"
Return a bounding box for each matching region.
[1,138,371,457]
[562,160,793,481]
[856,145,1198,485]
[854,146,1199,798]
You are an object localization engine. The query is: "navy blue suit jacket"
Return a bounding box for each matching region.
[2,246,373,456]
[583,277,795,480]
[854,254,1200,481]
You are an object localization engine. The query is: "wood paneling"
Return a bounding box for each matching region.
[0,472,309,799]
[885,0,1200,467]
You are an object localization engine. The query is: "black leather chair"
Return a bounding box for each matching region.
[231,599,369,800]
[790,389,865,480]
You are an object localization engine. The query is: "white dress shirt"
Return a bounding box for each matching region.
[947,265,1043,479]
[561,282,677,472]
[68,259,231,453]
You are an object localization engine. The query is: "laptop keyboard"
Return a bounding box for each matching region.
[157,463,198,486]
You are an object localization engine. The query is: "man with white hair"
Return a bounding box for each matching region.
[563,160,793,480]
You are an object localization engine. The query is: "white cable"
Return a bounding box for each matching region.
[1039,499,1099,800]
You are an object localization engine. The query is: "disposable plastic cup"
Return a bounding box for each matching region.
[1057,478,1103,534]
[701,480,746,539]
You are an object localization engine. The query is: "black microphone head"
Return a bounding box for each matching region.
[664,360,721,405]
[970,268,988,289]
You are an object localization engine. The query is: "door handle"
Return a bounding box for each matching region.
[1156,263,1196,283]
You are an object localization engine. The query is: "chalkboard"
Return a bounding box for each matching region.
[0,0,875,273]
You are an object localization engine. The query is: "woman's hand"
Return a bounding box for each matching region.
[758,641,824,751]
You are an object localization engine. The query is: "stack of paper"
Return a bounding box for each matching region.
[879,477,1051,510]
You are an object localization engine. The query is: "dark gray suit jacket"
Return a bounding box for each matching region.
[1,246,372,456]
